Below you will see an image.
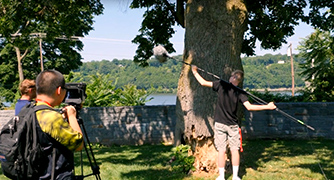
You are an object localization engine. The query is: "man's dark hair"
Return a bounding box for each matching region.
[231,70,244,84]
[36,70,65,96]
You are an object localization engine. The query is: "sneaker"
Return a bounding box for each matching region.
[216,176,225,180]
[232,176,241,180]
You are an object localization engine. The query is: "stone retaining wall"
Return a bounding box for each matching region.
[243,102,334,140]
[1,102,333,146]
[0,105,176,146]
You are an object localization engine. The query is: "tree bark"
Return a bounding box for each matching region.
[15,46,29,82]
[175,0,247,173]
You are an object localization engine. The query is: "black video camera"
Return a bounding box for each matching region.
[63,83,87,111]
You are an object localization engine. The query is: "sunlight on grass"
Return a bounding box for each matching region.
[0,139,332,180]
[240,139,333,180]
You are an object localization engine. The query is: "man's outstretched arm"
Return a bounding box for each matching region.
[243,101,276,111]
[192,65,213,87]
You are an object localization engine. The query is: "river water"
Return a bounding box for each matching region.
[145,90,299,106]
[146,93,177,105]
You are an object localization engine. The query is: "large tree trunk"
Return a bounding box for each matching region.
[175,0,247,173]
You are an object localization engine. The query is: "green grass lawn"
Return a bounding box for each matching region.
[238,139,333,180]
[0,139,333,180]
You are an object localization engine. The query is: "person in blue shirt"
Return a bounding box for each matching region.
[15,79,37,115]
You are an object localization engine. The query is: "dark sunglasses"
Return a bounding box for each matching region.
[60,86,67,90]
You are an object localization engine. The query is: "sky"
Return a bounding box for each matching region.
[80,1,315,62]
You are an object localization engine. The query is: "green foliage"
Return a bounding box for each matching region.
[243,54,305,89]
[0,0,103,46]
[75,55,305,93]
[118,84,153,106]
[65,72,153,107]
[307,1,334,32]
[0,44,25,102]
[83,74,122,107]
[130,1,176,66]
[170,144,195,174]
[297,29,334,102]
[76,58,182,93]
[129,0,334,102]
[247,89,310,103]
[245,0,307,55]
[0,97,5,110]
[128,0,334,63]
[0,0,103,102]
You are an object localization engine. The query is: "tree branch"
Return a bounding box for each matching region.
[162,0,185,28]
[176,0,185,28]
[21,48,29,59]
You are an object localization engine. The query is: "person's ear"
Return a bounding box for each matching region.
[56,86,62,95]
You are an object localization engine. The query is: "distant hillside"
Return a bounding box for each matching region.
[242,54,305,89]
[72,54,305,92]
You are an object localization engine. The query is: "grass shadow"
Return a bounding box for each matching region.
[75,144,174,166]
[74,144,187,179]
[120,168,187,180]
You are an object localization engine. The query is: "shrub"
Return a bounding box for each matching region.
[170,144,195,174]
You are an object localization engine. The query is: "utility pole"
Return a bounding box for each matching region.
[39,35,44,71]
[3,32,81,77]
[36,33,79,72]
[288,43,295,96]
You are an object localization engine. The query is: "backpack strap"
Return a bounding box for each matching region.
[51,148,56,180]
[32,104,57,180]
[32,105,53,149]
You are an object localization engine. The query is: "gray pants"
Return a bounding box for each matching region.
[214,122,240,151]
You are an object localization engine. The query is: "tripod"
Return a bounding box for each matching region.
[75,112,101,180]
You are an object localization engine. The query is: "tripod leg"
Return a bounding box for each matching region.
[76,116,101,180]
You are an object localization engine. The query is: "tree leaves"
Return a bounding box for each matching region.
[67,73,153,107]
[297,29,334,101]
[308,0,334,31]
[245,0,307,55]
[0,0,103,101]
[129,0,334,59]
[118,84,153,106]
[130,0,176,66]
[83,74,121,107]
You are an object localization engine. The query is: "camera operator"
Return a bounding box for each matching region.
[35,69,84,179]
